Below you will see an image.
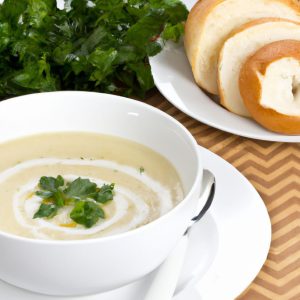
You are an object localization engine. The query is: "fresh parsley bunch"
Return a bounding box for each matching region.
[34,175,115,228]
[0,0,188,98]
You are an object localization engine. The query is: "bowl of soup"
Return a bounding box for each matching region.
[0,91,202,296]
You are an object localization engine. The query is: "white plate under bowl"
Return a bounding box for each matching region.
[149,0,300,143]
[0,146,271,300]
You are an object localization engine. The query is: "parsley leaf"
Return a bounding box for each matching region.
[96,183,115,203]
[162,23,185,42]
[35,190,54,199]
[39,175,64,192]
[64,177,98,200]
[33,203,58,219]
[70,200,105,228]
[33,175,115,228]
[36,175,65,209]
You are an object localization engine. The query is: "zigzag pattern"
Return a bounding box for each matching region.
[146,93,300,300]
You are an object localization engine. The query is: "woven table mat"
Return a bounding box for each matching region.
[145,91,300,300]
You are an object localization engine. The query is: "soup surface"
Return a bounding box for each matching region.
[0,132,183,240]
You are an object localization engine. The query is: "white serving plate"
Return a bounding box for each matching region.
[149,0,300,142]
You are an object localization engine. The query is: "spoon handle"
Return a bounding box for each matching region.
[143,234,189,300]
[143,170,215,300]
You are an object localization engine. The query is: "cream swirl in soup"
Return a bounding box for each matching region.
[0,133,183,240]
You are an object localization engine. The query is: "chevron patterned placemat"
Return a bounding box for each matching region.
[145,91,300,300]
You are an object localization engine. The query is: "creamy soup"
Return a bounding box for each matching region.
[0,132,183,240]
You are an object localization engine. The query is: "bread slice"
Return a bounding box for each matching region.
[218,18,300,117]
[239,40,300,134]
[184,0,300,95]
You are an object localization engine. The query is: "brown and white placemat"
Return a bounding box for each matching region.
[145,91,300,300]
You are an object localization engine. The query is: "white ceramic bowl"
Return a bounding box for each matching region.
[0,91,202,296]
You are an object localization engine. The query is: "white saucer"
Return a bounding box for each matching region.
[149,0,300,143]
[0,146,271,300]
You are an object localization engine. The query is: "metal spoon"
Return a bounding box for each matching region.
[143,170,216,300]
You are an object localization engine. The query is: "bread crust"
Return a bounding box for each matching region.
[184,0,223,93]
[218,17,299,110]
[185,0,300,95]
[239,39,300,134]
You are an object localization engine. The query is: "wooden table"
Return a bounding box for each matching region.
[146,90,300,300]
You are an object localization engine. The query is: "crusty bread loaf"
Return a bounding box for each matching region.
[184,0,300,95]
[239,40,300,134]
[218,18,300,117]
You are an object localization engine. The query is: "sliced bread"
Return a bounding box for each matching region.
[239,40,300,134]
[218,18,300,116]
[184,0,300,95]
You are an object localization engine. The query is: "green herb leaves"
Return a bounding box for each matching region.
[33,176,115,228]
[64,178,98,200]
[39,175,64,192]
[70,201,105,228]
[0,0,188,99]
[33,203,58,219]
[96,184,115,203]
[35,175,65,208]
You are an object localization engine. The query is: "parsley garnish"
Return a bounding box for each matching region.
[33,176,115,228]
